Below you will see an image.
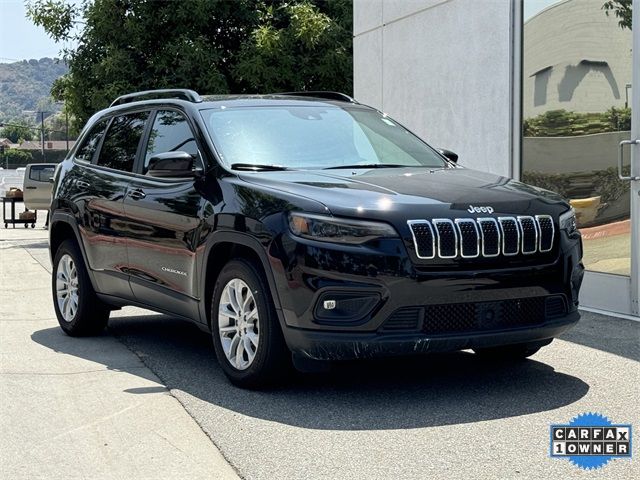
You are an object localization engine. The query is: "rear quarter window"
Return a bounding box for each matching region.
[75,119,109,164]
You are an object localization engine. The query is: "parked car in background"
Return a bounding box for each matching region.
[23,163,57,210]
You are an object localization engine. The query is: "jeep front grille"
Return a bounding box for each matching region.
[408,215,554,260]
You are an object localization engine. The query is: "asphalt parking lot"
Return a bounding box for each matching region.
[1,222,639,479]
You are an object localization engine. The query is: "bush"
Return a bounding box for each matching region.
[604,106,631,131]
[1,148,67,168]
[523,107,631,137]
[522,166,630,204]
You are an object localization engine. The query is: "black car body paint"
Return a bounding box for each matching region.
[50,93,584,363]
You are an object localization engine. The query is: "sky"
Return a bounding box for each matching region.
[0,0,563,63]
[0,0,77,63]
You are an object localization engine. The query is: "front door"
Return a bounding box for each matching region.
[122,109,204,319]
[521,0,639,316]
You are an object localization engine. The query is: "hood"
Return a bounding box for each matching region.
[239,166,569,222]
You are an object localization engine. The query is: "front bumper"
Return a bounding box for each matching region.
[269,227,583,360]
[284,311,579,360]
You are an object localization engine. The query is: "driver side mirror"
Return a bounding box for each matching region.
[147,151,203,178]
[437,148,458,164]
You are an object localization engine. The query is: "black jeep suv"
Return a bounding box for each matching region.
[49,89,583,387]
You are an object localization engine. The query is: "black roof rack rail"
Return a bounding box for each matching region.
[110,89,202,107]
[276,91,356,103]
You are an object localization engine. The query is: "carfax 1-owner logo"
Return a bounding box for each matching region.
[550,412,633,470]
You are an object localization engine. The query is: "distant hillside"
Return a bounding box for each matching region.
[0,58,68,121]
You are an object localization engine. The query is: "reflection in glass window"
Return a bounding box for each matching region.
[97,112,149,172]
[521,0,632,276]
[145,110,198,171]
[201,106,447,169]
[75,119,108,164]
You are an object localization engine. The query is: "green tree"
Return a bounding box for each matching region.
[603,0,632,30]
[0,121,36,143]
[36,96,58,115]
[44,108,78,141]
[27,0,353,128]
[233,1,352,92]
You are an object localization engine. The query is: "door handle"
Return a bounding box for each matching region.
[128,189,146,200]
[25,186,36,189]
[618,139,640,181]
[76,180,90,189]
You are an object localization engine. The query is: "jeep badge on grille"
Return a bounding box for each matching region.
[468,205,494,214]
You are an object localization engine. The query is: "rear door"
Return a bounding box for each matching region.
[23,163,56,210]
[122,109,204,318]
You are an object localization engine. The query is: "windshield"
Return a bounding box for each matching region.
[200,105,448,169]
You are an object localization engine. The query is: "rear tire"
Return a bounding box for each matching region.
[52,239,110,336]
[211,259,290,388]
[473,340,551,360]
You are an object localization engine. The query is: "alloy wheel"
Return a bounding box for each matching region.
[56,254,79,322]
[218,278,260,370]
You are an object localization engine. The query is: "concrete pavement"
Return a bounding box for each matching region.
[1,218,639,479]
[0,220,239,480]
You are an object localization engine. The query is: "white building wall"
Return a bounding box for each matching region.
[354,0,514,177]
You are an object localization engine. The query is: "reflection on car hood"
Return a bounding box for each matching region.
[239,167,569,220]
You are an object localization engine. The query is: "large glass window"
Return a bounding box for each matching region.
[97,112,149,172]
[201,106,447,169]
[144,110,199,172]
[521,0,632,276]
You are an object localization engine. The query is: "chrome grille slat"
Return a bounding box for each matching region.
[477,217,500,257]
[432,219,457,259]
[535,214,554,252]
[454,219,480,258]
[517,216,538,255]
[407,220,435,259]
[408,215,556,260]
[498,217,520,256]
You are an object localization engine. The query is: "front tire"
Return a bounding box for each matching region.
[211,259,290,388]
[52,239,110,336]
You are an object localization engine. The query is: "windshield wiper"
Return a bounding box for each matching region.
[323,164,414,170]
[230,163,291,171]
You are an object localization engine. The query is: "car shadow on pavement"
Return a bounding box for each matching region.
[32,314,590,431]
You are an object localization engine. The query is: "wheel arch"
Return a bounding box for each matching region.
[200,232,284,330]
[49,212,98,290]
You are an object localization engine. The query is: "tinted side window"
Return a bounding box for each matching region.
[97,112,149,172]
[75,119,108,163]
[145,110,198,172]
[28,165,56,182]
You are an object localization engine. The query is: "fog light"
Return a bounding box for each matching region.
[314,291,381,325]
[323,300,336,310]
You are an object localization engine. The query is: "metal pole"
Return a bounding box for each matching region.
[65,109,69,153]
[630,0,639,316]
[40,111,45,161]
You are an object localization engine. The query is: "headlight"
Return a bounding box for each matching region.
[559,208,578,235]
[289,212,398,244]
